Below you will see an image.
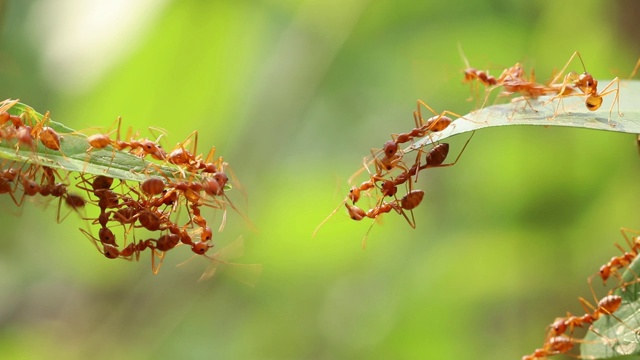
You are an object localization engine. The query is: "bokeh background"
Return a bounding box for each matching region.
[0,0,639,359]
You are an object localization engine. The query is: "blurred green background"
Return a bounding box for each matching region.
[1,0,639,359]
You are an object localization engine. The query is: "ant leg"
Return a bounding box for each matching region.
[313,197,350,237]
[151,249,165,275]
[185,130,200,160]
[415,99,440,127]
[79,228,105,254]
[427,130,475,169]
[620,227,640,250]
[361,220,377,250]
[629,57,640,79]
[148,126,168,146]
[549,51,586,86]
[596,77,622,126]
[0,99,19,113]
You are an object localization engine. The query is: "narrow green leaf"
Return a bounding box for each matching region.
[408,80,640,152]
[1,100,218,184]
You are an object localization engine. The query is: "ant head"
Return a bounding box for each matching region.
[51,183,67,197]
[142,140,167,160]
[102,244,119,259]
[192,241,213,255]
[203,177,222,197]
[462,68,477,82]
[576,72,597,91]
[599,264,611,281]
[550,319,567,335]
[348,186,360,203]
[213,172,228,187]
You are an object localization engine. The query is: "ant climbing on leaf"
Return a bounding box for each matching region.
[546,51,622,125]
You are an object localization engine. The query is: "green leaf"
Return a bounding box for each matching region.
[1,100,213,184]
[582,255,640,358]
[408,80,640,152]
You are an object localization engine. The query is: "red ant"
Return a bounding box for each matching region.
[353,100,460,184]
[458,45,497,104]
[547,294,622,339]
[187,201,213,242]
[521,335,576,360]
[346,190,425,248]
[316,129,474,239]
[99,237,165,274]
[85,116,167,162]
[591,228,640,286]
[0,162,22,206]
[165,130,221,173]
[312,179,376,238]
[30,111,64,153]
[0,99,25,130]
[548,51,622,125]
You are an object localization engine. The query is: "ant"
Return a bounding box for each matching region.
[85,116,167,163]
[56,192,86,223]
[547,51,622,125]
[164,130,221,173]
[94,236,165,274]
[355,99,460,183]
[312,179,376,238]
[521,335,576,360]
[80,226,118,247]
[489,65,568,114]
[546,294,622,340]
[347,190,425,248]
[30,111,64,153]
[0,162,22,207]
[164,221,212,256]
[187,201,213,242]
[458,45,497,104]
[591,228,640,287]
[316,129,475,239]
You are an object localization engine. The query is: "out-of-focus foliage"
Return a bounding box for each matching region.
[0,0,639,359]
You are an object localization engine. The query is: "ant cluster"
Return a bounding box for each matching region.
[522,229,640,359]
[0,99,250,278]
[315,100,474,247]
[317,50,627,245]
